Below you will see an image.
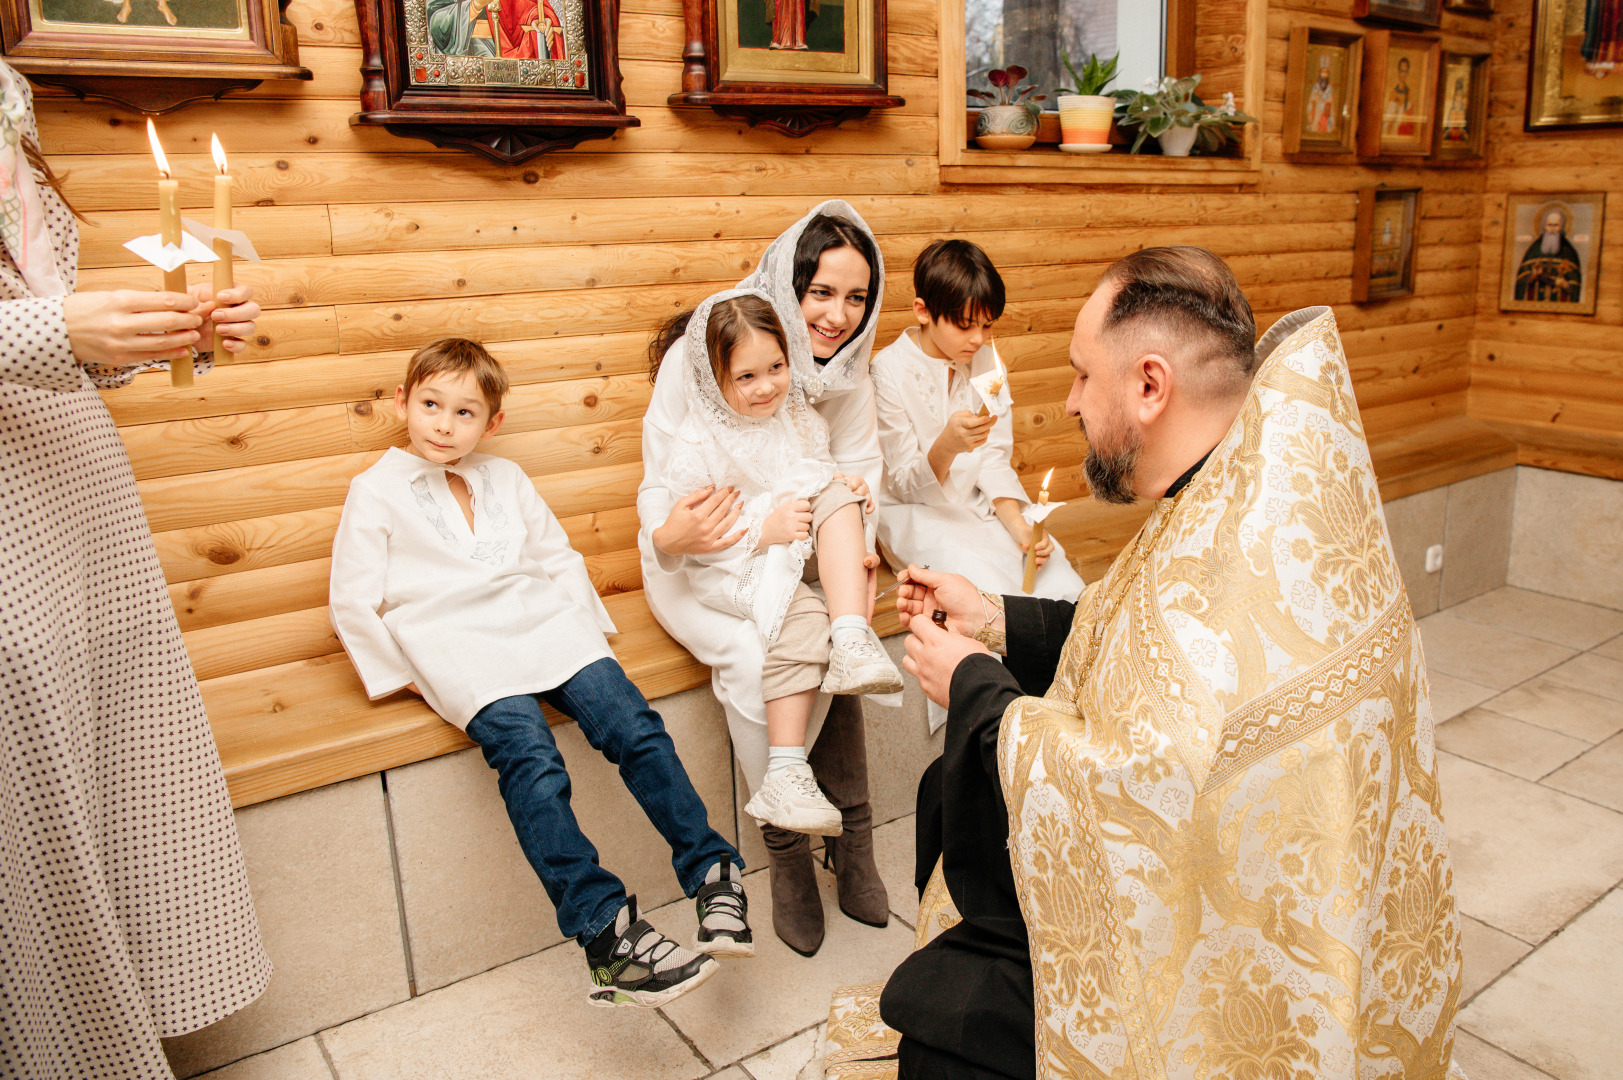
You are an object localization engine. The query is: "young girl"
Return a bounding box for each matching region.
[662,289,902,836]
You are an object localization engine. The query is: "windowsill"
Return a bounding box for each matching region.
[939,145,1262,186]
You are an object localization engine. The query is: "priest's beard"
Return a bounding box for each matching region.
[1541,230,1564,255]
[1079,409,1142,505]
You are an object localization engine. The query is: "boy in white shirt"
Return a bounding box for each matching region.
[329,338,750,1010]
[872,240,1084,616]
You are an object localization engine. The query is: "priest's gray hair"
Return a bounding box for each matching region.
[1098,246,1257,402]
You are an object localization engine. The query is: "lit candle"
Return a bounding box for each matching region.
[147,119,192,388]
[1022,467,1054,594]
[977,356,1006,418]
[211,134,233,295]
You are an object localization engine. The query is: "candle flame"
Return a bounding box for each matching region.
[146,119,171,179]
[211,133,227,174]
[1041,467,1054,491]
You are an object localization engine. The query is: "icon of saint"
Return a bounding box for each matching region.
[1516,209,1585,303]
[1306,53,1336,134]
[1383,56,1415,138]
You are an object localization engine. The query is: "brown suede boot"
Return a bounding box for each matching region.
[762,823,824,956]
[809,695,890,928]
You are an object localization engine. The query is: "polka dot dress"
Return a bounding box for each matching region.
[0,81,271,1078]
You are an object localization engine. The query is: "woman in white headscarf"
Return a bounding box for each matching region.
[639,202,888,956]
[0,61,271,1078]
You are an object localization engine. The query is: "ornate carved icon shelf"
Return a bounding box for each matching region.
[667,0,902,137]
[350,0,637,164]
[0,0,309,114]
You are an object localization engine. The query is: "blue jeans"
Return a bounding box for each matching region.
[465,657,743,945]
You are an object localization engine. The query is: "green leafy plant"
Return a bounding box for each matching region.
[1110,74,1257,154]
[968,65,1046,119]
[1056,50,1119,97]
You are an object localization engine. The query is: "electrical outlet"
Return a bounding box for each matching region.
[1425,545,1444,574]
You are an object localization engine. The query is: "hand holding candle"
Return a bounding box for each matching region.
[975,356,1007,418]
[1022,467,1054,594]
[146,119,192,388]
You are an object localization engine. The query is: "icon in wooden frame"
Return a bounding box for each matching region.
[1445,0,1493,16]
[1354,187,1421,302]
[1354,0,1442,28]
[1284,22,1364,158]
[1433,45,1489,160]
[1498,192,1605,315]
[1526,0,1623,130]
[1358,29,1439,157]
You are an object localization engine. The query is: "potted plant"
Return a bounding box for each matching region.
[1111,75,1257,157]
[1055,50,1119,153]
[969,65,1045,150]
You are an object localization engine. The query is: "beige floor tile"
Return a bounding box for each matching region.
[1442,588,1623,650]
[1480,678,1623,744]
[1460,889,1623,1080]
[740,1023,826,1080]
[319,942,710,1080]
[1451,1030,1559,1080]
[1428,671,1499,722]
[1436,709,1592,780]
[194,1039,331,1080]
[1459,915,1533,1005]
[1541,652,1623,703]
[1593,634,1623,662]
[1417,615,1576,691]
[655,870,914,1067]
[1438,753,1623,943]
[872,815,919,928]
[1543,734,1623,813]
[708,1069,751,1080]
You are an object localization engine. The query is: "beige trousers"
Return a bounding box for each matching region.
[760,481,864,701]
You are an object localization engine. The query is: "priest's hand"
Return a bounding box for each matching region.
[901,607,991,708]
[187,283,261,356]
[894,564,983,636]
[653,486,746,556]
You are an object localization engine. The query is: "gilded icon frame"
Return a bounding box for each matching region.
[1498,191,1606,315]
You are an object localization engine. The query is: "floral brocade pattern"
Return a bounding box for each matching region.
[998,309,1463,1080]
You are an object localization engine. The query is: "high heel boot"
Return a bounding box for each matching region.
[809,694,890,928]
[762,823,824,956]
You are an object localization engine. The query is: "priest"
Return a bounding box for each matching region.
[879,247,1463,1080]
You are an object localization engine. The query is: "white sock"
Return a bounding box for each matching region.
[830,614,869,647]
[766,745,808,779]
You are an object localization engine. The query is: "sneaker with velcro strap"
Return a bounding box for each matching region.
[694,859,754,959]
[584,897,718,1008]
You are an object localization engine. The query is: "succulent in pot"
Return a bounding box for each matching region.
[1054,50,1119,152]
[969,65,1046,150]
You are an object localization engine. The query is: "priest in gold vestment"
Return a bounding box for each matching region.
[874,247,1462,1080]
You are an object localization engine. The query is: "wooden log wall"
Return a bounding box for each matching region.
[1469,0,1623,479]
[30,0,1507,806]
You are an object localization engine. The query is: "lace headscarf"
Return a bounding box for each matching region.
[0,62,67,298]
[736,199,884,401]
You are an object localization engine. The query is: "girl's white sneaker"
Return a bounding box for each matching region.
[744,762,844,836]
[821,630,903,696]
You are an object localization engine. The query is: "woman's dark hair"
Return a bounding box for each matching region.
[22,133,87,223]
[647,212,880,381]
[792,213,880,349]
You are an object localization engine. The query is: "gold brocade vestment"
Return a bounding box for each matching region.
[1000,307,1462,1079]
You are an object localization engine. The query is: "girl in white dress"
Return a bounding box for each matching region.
[661,290,901,837]
[872,240,1084,643]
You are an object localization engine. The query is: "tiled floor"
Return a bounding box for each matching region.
[199,587,1623,1080]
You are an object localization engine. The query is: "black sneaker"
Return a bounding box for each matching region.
[584,897,718,1008]
[695,859,754,959]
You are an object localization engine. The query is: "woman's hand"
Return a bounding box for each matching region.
[188,283,261,355]
[759,496,813,549]
[651,486,746,557]
[834,472,875,514]
[995,504,1052,568]
[894,564,984,637]
[61,290,201,368]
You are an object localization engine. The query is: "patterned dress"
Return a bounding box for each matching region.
[0,80,270,1078]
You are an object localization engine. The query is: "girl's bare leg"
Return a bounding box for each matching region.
[816,502,868,622]
[766,688,816,750]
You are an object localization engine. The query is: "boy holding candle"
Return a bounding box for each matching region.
[871,240,1084,669]
[329,339,752,1009]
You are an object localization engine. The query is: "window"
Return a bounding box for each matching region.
[965,0,1177,109]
